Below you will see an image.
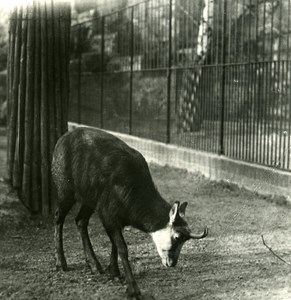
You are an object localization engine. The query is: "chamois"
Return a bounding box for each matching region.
[52,127,208,299]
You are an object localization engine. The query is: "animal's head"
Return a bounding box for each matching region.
[151,201,208,267]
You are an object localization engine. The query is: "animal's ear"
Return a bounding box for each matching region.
[179,202,188,217]
[169,201,180,225]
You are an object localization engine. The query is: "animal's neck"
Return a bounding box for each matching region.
[133,196,171,233]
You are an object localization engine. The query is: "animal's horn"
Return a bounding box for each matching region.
[189,226,208,239]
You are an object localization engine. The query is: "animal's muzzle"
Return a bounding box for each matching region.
[164,257,177,267]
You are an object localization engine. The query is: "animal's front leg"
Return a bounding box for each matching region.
[111,229,141,299]
[107,243,121,279]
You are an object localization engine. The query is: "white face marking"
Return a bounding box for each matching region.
[151,226,172,253]
[151,224,185,267]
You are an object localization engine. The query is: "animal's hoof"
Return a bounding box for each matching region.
[136,294,155,300]
[128,294,154,300]
[128,294,141,300]
[56,264,68,272]
[141,295,155,300]
[106,264,121,280]
[89,264,104,275]
[110,273,124,282]
[86,260,104,275]
[126,287,142,300]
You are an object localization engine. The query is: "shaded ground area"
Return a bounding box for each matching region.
[0,126,291,300]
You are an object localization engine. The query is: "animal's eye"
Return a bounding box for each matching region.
[174,235,181,241]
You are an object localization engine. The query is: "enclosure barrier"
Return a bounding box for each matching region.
[69,0,291,172]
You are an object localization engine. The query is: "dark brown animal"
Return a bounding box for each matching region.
[52,127,208,299]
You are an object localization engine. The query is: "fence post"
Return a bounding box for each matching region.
[77,24,82,124]
[166,0,173,144]
[219,0,227,155]
[100,16,105,129]
[129,7,134,135]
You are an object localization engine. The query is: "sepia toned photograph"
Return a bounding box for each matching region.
[0,0,290,299]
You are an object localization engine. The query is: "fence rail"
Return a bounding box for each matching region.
[69,0,291,171]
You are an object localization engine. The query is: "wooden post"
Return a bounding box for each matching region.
[7,0,71,216]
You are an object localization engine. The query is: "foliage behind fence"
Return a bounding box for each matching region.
[69,0,291,171]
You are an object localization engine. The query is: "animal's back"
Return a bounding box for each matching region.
[53,129,209,300]
[52,127,151,208]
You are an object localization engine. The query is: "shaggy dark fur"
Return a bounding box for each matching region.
[52,127,187,299]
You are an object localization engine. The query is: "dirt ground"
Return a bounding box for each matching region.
[0,126,291,300]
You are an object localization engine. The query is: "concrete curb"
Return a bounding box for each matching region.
[68,123,291,203]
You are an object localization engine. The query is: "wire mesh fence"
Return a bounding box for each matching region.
[69,0,291,171]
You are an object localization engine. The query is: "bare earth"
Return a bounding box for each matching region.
[0,127,291,300]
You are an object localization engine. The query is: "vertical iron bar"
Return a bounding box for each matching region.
[287,0,291,169]
[190,0,194,63]
[184,3,188,66]
[258,61,262,164]
[241,0,245,60]
[255,0,259,61]
[260,2,268,164]
[158,0,161,68]
[174,68,179,139]
[235,0,238,62]
[251,62,256,162]
[227,67,230,157]
[100,16,105,129]
[174,0,177,66]
[145,1,148,69]
[254,0,259,164]
[227,1,232,156]
[242,63,246,160]
[270,0,274,166]
[282,61,286,168]
[216,2,219,64]
[226,0,231,156]
[209,67,213,152]
[262,0,266,59]
[211,66,216,152]
[266,61,271,165]
[247,0,252,162]
[219,0,227,155]
[149,0,152,69]
[206,0,210,65]
[202,66,206,151]
[271,62,276,166]
[129,7,134,135]
[77,24,82,124]
[215,66,218,152]
[270,0,274,59]
[240,0,245,160]
[166,0,172,143]
[233,66,236,159]
[278,1,283,168]
[205,66,210,151]
[263,61,267,165]
[211,1,215,64]
[225,1,233,63]
[261,2,266,164]
[238,0,243,161]
[231,69,234,159]
[239,65,244,160]
[233,0,240,158]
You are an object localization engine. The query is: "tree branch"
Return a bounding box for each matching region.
[261,235,291,267]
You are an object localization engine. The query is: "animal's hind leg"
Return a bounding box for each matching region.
[55,197,75,271]
[75,205,103,274]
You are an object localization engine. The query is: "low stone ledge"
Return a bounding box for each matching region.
[68,123,291,203]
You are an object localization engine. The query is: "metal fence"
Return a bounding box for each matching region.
[69,0,291,171]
